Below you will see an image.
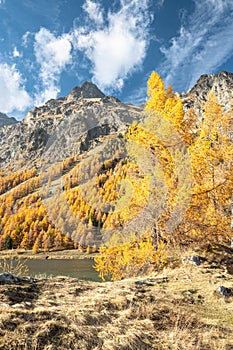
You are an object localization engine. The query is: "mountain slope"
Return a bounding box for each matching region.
[1,73,232,172]
[0,73,232,253]
[0,82,143,171]
[0,112,18,128]
[181,71,233,119]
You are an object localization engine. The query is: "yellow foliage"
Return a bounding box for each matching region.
[94,237,167,281]
[178,91,233,244]
[146,71,184,129]
[0,72,232,259]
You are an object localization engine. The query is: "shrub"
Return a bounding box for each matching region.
[94,237,167,281]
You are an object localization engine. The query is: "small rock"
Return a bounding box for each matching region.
[0,273,20,284]
[216,286,231,298]
[135,280,152,286]
[182,255,205,266]
[25,301,32,308]
[190,256,204,266]
[135,281,146,285]
[181,256,189,264]
[12,303,24,308]
[27,276,36,283]
[147,277,169,283]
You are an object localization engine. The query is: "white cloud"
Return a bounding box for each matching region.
[22,31,31,47]
[12,47,21,58]
[160,0,233,91]
[0,1,152,114]
[125,85,147,105]
[73,0,152,91]
[34,28,72,105]
[0,63,32,114]
[82,0,104,26]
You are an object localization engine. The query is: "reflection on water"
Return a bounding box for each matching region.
[0,259,101,282]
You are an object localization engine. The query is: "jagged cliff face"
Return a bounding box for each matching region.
[181,71,233,119]
[0,73,232,172]
[0,82,143,171]
[23,82,122,126]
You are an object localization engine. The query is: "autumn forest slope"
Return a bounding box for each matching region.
[0,72,232,278]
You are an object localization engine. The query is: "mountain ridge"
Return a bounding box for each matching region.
[0,112,18,128]
[0,81,143,171]
[181,71,233,118]
[0,70,232,265]
[0,71,232,172]
[1,71,232,127]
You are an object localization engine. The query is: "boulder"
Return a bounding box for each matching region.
[182,255,205,266]
[216,286,232,298]
[0,272,21,284]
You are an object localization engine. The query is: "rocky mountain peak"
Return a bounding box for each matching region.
[1,80,142,170]
[1,71,232,170]
[0,112,18,127]
[188,71,233,96]
[181,71,233,119]
[23,82,117,125]
[67,81,105,101]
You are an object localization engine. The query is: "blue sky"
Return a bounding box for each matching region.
[0,0,233,119]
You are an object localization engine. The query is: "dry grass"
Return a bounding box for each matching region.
[0,246,233,349]
[0,257,29,276]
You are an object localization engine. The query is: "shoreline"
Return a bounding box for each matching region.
[0,249,97,260]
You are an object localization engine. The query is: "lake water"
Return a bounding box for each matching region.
[0,258,101,282]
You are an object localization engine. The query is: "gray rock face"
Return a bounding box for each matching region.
[1,82,144,171]
[0,119,57,170]
[0,73,232,172]
[181,71,233,119]
[0,112,18,128]
[23,82,119,126]
[67,81,105,101]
